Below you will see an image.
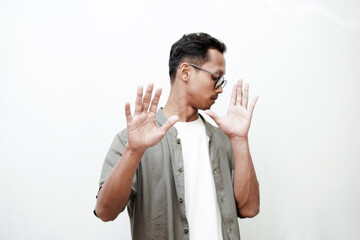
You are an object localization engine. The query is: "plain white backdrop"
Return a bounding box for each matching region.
[1,0,360,239]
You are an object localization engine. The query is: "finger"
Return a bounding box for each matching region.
[236,79,243,106]
[142,83,154,112]
[134,86,143,114]
[249,96,259,115]
[230,84,237,106]
[205,110,221,124]
[242,83,249,109]
[161,115,179,133]
[125,102,132,122]
[149,88,162,113]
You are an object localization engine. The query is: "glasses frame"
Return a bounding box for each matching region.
[188,63,227,89]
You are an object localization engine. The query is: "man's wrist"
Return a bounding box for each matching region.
[230,136,249,146]
[124,143,146,159]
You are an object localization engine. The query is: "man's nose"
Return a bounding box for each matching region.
[215,85,223,94]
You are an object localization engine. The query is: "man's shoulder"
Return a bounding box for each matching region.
[116,128,128,140]
[109,128,128,149]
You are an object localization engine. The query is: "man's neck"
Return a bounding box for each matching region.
[162,91,199,122]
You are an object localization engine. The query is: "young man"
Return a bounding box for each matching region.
[94,33,260,240]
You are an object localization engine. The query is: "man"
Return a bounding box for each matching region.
[94,33,260,240]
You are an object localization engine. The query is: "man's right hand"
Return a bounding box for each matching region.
[125,83,179,151]
[95,84,178,222]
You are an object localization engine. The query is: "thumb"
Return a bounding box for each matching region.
[205,110,220,123]
[161,115,179,133]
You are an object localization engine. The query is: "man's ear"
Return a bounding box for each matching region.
[177,63,191,82]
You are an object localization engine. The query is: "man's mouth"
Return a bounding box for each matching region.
[211,95,218,100]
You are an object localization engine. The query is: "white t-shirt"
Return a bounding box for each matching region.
[175,117,223,240]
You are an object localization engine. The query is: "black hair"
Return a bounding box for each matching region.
[168,32,226,83]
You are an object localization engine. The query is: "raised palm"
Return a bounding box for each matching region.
[125,84,178,150]
[206,80,258,139]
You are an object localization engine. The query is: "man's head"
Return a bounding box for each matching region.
[167,33,227,110]
[169,33,227,83]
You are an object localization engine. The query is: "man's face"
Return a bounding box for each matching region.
[187,49,226,110]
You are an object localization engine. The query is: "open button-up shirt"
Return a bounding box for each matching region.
[97,109,241,240]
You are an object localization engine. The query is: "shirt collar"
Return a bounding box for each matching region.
[156,108,214,139]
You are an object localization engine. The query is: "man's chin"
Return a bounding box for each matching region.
[194,100,215,111]
[199,104,214,111]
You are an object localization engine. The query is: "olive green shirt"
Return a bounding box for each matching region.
[97,109,241,240]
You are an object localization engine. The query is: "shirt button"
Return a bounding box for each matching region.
[179,198,183,203]
[213,169,218,174]
[178,168,183,172]
[176,139,181,144]
[184,229,189,234]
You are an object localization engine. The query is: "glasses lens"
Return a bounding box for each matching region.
[215,78,226,89]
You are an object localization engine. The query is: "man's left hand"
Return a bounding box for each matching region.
[205,79,258,140]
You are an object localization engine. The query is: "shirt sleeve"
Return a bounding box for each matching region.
[94,129,137,217]
[98,130,128,191]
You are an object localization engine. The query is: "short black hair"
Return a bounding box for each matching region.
[168,32,226,83]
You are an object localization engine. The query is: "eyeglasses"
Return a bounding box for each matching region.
[189,63,227,89]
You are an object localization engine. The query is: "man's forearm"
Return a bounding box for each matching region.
[231,137,260,218]
[95,144,144,221]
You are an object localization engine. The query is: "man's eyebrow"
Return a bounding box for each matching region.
[216,70,225,76]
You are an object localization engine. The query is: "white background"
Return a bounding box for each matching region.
[1,0,360,239]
